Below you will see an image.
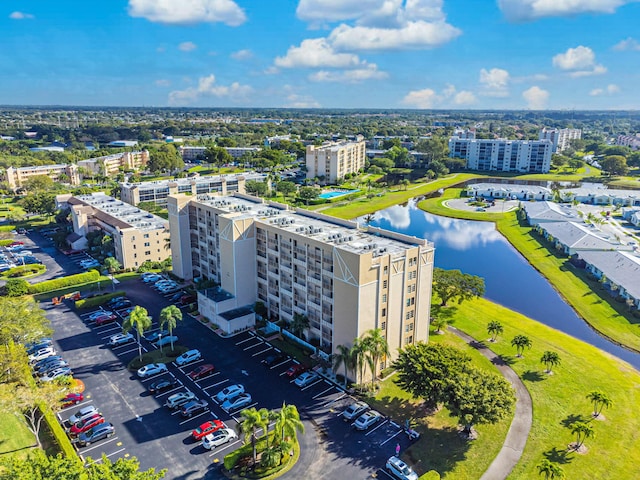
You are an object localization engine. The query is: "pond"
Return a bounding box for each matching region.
[365,200,640,369]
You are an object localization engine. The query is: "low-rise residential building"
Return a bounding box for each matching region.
[539,128,582,152]
[306,137,366,184]
[168,193,434,371]
[120,173,265,206]
[108,140,138,148]
[5,164,80,190]
[537,221,630,255]
[521,201,582,225]
[616,134,640,150]
[558,187,640,206]
[60,192,170,270]
[179,146,206,162]
[579,250,640,311]
[466,183,553,201]
[77,151,149,176]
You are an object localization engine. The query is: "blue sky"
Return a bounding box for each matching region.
[1,0,639,109]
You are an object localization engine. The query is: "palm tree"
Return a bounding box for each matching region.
[159,305,183,351]
[363,328,390,389]
[571,421,595,449]
[540,351,561,374]
[333,344,355,387]
[274,403,304,444]
[238,407,269,467]
[511,334,532,357]
[487,320,503,342]
[123,306,151,362]
[351,337,368,390]
[103,257,120,274]
[290,313,309,340]
[537,459,565,479]
[586,390,612,418]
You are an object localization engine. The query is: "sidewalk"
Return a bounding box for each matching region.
[448,327,533,480]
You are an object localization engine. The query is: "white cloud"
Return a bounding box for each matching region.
[309,65,388,83]
[9,11,34,20]
[231,49,253,60]
[285,93,321,108]
[454,91,477,105]
[155,79,171,87]
[498,0,638,22]
[613,37,640,51]
[128,0,246,26]
[607,83,621,93]
[401,84,475,108]
[275,38,365,68]
[168,74,253,105]
[402,88,439,109]
[522,86,549,109]
[552,46,606,76]
[178,41,197,52]
[589,88,604,96]
[479,68,511,97]
[590,84,621,95]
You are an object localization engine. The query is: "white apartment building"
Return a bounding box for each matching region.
[305,138,367,184]
[120,173,266,206]
[539,128,582,152]
[449,137,553,173]
[179,146,261,162]
[60,192,170,270]
[77,151,149,176]
[5,164,80,190]
[168,193,434,371]
[616,134,640,150]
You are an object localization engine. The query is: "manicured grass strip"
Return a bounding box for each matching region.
[450,297,640,480]
[0,413,37,459]
[74,291,126,310]
[0,264,46,279]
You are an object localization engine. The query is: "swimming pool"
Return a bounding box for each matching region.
[318,189,359,199]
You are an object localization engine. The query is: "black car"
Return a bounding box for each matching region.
[181,399,209,417]
[148,378,178,394]
[262,353,287,367]
[106,296,126,306]
[110,299,132,310]
[168,292,184,303]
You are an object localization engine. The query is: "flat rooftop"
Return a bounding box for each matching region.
[121,173,266,190]
[74,193,168,231]
[193,194,432,258]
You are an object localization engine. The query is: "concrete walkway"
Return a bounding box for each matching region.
[448,326,533,480]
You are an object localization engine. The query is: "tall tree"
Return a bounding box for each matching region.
[123,306,152,361]
[487,321,504,342]
[298,186,321,205]
[333,344,355,387]
[276,180,296,198]
[600,155,628,176]
[586,390,612,418]
[432,268,485,306]
[511,334,532,357]
[363,328,390,389]
[0,297,52,346]
[159,305,183,351]
[103,257,121,274]
[290,313,309,340]
[204,146,232,172]
[351,337,368,389]
[274,403,304,444]
[540,351,561,374]
[238,407,269,466]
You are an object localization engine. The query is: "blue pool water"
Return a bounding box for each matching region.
[319,189,359,199]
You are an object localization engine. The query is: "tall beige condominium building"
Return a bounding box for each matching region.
[63,193,170,270]
[77,151,149,176]
[305,137,366,184]
[5,164,80,190]
[168,193,434,373]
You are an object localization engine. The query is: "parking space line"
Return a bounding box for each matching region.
[271,358,291,369]
[251,346,272,357]
[377,469,395,479]
[301,379,323,391]
[140,373,168,382]
[94,324,121,332]
[176,359,203,371]
[365,419,389,436]
[79,436,119,454]
[208,439,242,456]
[324,392,348,408]
[227,402,257,417]
[115,346,139,356]
[194,372,220,383]
[379,428,403,446]
[155,386,182,398]
[178,410,210,425]
[203,378,228,390]
[235,337,255,345]
[242,341,264,351]
[58,400,93,416]
[312,385,336,399]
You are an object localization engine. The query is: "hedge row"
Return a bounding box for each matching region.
[1,264,46,279]
[38,401,79,461]
[0,239,14,247]
[75,290,126,310]
[0,225,16,232]
[28,270,101,294]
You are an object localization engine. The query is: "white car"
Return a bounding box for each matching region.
[215,384,244,403]
[353,410,383,430]
[342,401,369,421]
[29,347,56,363]
[294,371,319,388]
[142,274,163,283]
[108,333,134,347]
[40,367,72,382]
[221,393,252,413]
[88,310,114,321]
[202,428,238,450]
[137,363,168,378]
[165,391,197,409]
[68,405,99,425]
[175,349,201,366]
[385,456,419,480]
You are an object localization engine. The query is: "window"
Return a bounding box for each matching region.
[405,310,414,320]
[381,308,386,317]
[144,242,150,247]
[133,253,137,259]
[409,256,417,267]
[405,335,413,344]
[383,266,388,275]
[405,322,414,332]
[406,297,414,306]
[383,280,388,289]
[381,321,386,329]
[408,270,417,280]
[407,284,416,294]
[382,294,387,303]
[143,234,149,239]
[145,251,151,255]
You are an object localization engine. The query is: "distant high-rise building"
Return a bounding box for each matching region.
[305,137,366,184]
[539,128,582,152]
[449,137,553,173]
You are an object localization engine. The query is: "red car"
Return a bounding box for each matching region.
[9,241,24,246]
[69,414,104,436]
[191,420,224,441]
[285,364,307,378]
[187,364,215,380]
[61,393,84,408]
[94,313,117,326]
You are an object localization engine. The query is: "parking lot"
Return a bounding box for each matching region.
[41,264,416,479]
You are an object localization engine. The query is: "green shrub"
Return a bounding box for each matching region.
[0,225,16,232]
[29,270,101,294]
[75,290,126,310]
[2,264,46,279]
[37,402,78,460]
[224,446,246,470]
[420,471,441,480]
[5,278,30,296]
[0,239,14,247]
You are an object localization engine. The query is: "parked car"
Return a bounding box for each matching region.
[165,391,197,409]
[187,364,215,380]
[40,367,72,382]
[385,456,419,480]
[144,330,169,342]
[342,401,369,421]
[36,360,69,375]
[60,393,84,408]
[159,285,181,294]
[108,333,134,347]
[215,384,245,403]
[110,299,132,310]
[88,310,114,321]
[181,399,209,418]
[148,378,178,394]
[179,294,196,305]
[175,349,201,366]
[29,347,56,363]
[137,363,168,378]
[261,354,287,368]
[168,291,184,303]
[32,355,62,370]
[202,428,238,450]
[155,335,178,347]
[68,405,99,425]
[294,371,319,388]
[191,419,224,440]
[94,313,117,326]
[107,296,126,306]
[76,423,115,446]
[69,414,105,436]
[142,274,162,283]
[284,363,307,378]
[353,410,383,431]
[221,393,252,413]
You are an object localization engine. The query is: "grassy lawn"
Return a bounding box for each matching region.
[450,297,640,480]
[361,331,512,479]
[0,414,36,459]
[417,189,640,352]
[0,264,46,280]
